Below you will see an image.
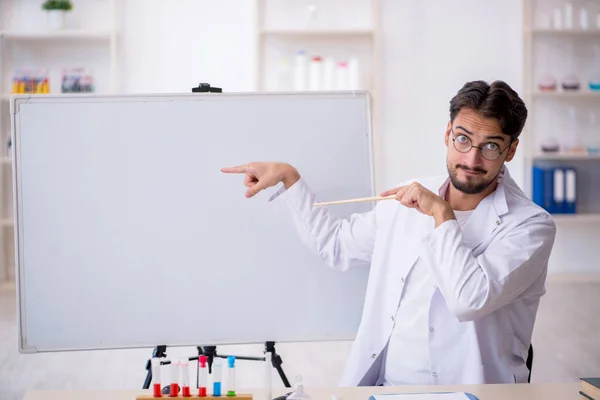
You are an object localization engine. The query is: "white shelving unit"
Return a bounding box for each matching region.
[0,0,119,282]
[523,0,600,225]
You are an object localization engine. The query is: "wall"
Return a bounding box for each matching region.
[378,0,525,190]
[119,0,256,94]
[4,1,598,274]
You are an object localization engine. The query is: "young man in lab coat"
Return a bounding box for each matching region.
[222,80,556,387]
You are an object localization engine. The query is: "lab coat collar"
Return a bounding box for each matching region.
[435,165,511,249]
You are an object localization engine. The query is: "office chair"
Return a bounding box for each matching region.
[526,344,533,383]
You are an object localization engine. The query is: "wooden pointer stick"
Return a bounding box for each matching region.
[313,195,396,206]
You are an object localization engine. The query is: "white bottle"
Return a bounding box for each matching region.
[580,7,589,29]
[308,56,323,91]
[323,57,335,91]
[565,2,573,28]
[335,62,350,90]
[276,57,292,91]
[348,55,361,90]
[293,51,308,91]
[553,7,562,29]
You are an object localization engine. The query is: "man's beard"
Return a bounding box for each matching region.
[447,163,496,195]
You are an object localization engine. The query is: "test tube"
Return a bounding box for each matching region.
[180,359,191,397]
[152,358,162,398]
[226,356,236,397]
[170,360,180,397]
[198,355,208,397]
[264,352,272,400]
[213,358,222,396]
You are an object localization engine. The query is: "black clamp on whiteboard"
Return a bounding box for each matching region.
[192,83,222,93]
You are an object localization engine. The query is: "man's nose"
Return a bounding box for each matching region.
[465,146,485,166]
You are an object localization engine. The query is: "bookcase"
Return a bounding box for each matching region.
[523,0,600,272]
[523,0,600,217]
[0,0,119,281]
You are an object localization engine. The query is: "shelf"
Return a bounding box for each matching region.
[532,90,600,98]
[0,30,114,41]
[527,27,600,36]
[1,157,12,165]
[1,218,13,227]
[260,28,373,38]
[533,152,600,161]
[551,213,600,223]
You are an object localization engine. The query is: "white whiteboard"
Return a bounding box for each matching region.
[10,91,374,353]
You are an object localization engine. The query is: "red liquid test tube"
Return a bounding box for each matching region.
[180,359,191,397]
[152,358,162,397]
[198,355,208,397]
[170,360,180,397]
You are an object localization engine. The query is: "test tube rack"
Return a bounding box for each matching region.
[135,394,253,400]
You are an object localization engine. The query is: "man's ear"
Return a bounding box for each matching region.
[505,138,519,162]
[444,122,451,146]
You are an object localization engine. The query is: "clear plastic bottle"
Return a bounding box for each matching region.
[308,56,323,91]
[287,375,311,400]
[293,51,308,91]
[276,57,292,91]
[588,43,600,91]
[584,109,600,154]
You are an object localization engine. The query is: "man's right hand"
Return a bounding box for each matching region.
[221,162,301,198]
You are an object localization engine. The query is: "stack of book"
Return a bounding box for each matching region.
[532,166,577,214]
[580,377,600,399]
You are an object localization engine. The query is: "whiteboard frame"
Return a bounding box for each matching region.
[10,91,376,353]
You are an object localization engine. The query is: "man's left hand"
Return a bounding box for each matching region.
[380,182,455,228]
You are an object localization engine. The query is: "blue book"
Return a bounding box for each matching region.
[532,165,555,213]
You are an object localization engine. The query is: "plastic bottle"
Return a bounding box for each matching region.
[335,62,349,90]
[323,57,335,90]
[308,56,323,91]
[348,55,361,90]
[563,106,582,152]
[286,375,311,400]
[588,44,600,91]
[565,2,573,28]
[276,57,292,91]
[584,110,600,154]
[580,6,589,29]
[293,51,308,91]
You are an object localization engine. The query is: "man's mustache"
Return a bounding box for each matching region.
[456,164,487,174]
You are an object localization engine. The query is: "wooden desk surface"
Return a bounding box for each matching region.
[23,382,583,400]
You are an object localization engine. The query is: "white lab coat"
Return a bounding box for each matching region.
[270,166,556,387]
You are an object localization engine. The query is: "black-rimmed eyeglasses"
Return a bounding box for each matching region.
[451,128,511,161]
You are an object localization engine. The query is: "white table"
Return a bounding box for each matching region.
[23,382,583,400]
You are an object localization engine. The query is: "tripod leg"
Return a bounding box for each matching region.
[143,345,167,389]
[265,341,291,388]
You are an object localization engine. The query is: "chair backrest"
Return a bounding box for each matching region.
[526,344,534,383]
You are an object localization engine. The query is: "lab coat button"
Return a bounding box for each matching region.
[371,353,377,359]
[432,372,438,378]
[429,327,434,332]
[400,277,405,283]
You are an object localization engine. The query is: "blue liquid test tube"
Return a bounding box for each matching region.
[212,359,222,396]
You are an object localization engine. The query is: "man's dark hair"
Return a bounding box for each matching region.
[449,80,528,141]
